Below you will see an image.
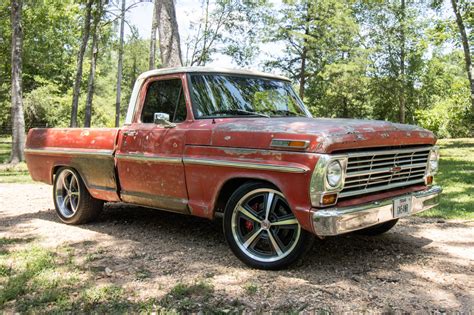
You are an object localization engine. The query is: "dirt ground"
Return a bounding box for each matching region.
[1,183,473,312]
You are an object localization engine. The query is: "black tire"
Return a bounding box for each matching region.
[355,219,399,236]
[223,182,314,270]
[53,167,103,225]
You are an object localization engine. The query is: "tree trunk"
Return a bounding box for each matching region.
[70,0,93,128]
[450,0,474,110]
[10,0,26,164]
[398,0,406,124]
[115,0,126,127]
[149,0,159,70]
[158,0,183,67]
[84,1,102,128]
[299,3,310,100]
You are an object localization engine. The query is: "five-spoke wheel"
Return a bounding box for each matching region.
[53,167,103,224]
[224,182,314,270]
[55,169,80,218]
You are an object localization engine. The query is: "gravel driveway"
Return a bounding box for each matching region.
[1,183,473,312]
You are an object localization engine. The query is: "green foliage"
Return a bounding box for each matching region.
[23,81,72,129]
[420,138,474,219]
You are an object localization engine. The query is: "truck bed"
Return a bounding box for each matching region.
[25,128,120,201]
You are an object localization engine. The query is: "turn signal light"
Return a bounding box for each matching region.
[271,139,309,149]
[321,193,337,205]
[426,175,433,185]
[288,141,308,148]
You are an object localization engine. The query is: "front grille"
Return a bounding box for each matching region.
[340,147,431,198]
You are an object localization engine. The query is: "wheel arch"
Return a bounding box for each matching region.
[213,177,281,217]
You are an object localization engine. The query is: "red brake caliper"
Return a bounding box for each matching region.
[244,202,260,231]
[245,220,254,231]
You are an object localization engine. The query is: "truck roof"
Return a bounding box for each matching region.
[138,66,291,82]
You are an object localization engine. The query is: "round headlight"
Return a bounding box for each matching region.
[429,150,439,173]
[326,160,342,188]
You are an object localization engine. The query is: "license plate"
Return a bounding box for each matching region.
[393,196,412,218]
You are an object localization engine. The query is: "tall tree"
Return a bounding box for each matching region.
[149,0,158,69]
[84,0,103,127]
[115,0,126,127]
[10,0,26,163]
[450,0,474,110]
[70,0,93,127]
[157,0,182,67]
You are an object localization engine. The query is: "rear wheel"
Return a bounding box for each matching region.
[53,167,103,224]
[355,219,399,236]
[223,182,314,270]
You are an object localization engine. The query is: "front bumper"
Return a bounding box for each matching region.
[312,185,442,236]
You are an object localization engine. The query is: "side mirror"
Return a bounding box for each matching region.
[153,112,176,128]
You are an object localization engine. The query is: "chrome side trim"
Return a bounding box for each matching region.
[312,185,442,236]
[115,153,182,164]
[183,158,309,173]
[25,148,113,157]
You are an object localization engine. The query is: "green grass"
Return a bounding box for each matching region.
[420,138,474,220]
[0,136,33,183]
[0,136,11,164]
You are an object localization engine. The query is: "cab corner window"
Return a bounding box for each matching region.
[141,78,187,123]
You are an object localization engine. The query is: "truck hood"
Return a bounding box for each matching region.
[207,117,436,153]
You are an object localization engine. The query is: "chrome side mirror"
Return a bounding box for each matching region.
[154,112,176,128]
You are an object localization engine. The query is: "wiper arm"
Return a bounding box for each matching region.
[264,109,304,117]
[211,109,270,118]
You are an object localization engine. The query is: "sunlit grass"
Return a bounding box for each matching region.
[0,136,32,183]
[420,138,474,220]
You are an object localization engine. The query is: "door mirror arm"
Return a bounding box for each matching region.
[154,113,176,128]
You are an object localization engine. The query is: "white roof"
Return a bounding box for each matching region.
[138,66,291,81]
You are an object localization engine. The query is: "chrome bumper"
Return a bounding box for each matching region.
[312,186,442,236]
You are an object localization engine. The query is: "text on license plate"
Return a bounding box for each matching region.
[393,196,412,218]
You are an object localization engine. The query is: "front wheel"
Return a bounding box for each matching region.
[53,167,103,225]
[223,182,314,270]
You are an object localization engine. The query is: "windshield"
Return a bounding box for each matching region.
[189,74,309,118]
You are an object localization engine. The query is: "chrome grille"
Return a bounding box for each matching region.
[340,147,431,198]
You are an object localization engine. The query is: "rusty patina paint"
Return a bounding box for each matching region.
[25,70,437,234]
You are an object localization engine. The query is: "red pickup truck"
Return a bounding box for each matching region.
[25,67,442,269]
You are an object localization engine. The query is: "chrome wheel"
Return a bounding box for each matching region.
[55,169,80,218]
[231,188,301,263]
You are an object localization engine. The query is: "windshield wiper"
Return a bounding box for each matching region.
[264,109,304,117]
[210,109,270,118]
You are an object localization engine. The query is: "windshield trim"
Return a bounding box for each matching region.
[186,72,311,120]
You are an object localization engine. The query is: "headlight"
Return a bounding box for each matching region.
[326,160,342,188]
[429,149,439,173]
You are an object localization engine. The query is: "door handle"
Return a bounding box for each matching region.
[123,130,137,137]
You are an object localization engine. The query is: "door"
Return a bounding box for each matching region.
[116,75,190,213]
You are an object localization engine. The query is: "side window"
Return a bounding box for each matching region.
[141,79,187,123]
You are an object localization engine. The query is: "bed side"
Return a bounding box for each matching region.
[25,128,120,202]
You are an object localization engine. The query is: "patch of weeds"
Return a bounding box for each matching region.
[135,267,152,281]
[81,285,132,313]
[0,237,35,246]
[0,246,54,305]
[159,281,215,312]
[0,162,32,183]
[84,247,108,263]
[243,283,258,295]
[0,264,11,277]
